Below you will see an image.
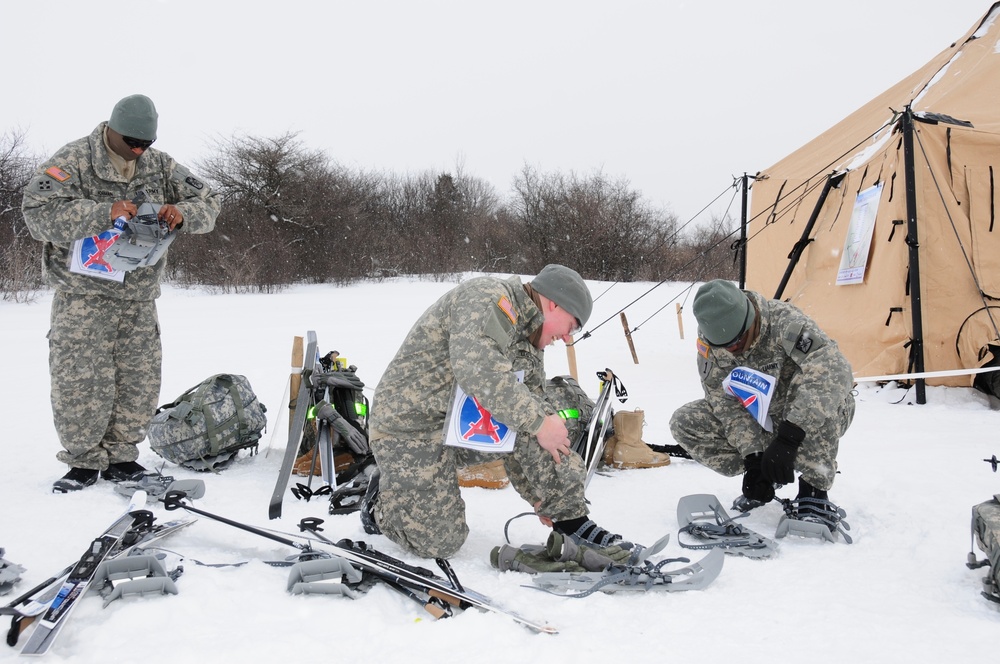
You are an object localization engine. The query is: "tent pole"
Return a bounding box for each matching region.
[739,173,748,288]
[901,107,927,404]
[773,171,845,300]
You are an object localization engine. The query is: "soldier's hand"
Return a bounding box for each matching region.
[536,413,572,464]
[760,421,805,485]
[111,199,137,222]
[159,204,183,230]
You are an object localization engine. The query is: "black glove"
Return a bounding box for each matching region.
[760,421,805,485]
[741,453,775,503]
[315,401,369,456]
[320,369,364,391]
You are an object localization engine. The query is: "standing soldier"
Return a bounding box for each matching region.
[362,265,636,559]
[22,94,221,493]
[669,280,855,523]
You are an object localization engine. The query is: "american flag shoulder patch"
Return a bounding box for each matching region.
[45,166,71,182]
[697,338,710,359]
[497,296,517,325]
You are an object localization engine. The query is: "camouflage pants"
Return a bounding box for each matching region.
[973,497,1000,597]
[370,432,588,559]
[668,395,854,491]
[48,292,161,469]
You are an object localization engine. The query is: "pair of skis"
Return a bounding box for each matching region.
[164,488,557,634]
[7,492,194,656]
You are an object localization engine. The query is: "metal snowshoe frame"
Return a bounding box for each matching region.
[676,493,777,559]
[529,547,724,597]
[105,189,176,272]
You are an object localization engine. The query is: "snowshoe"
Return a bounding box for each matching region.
[529,548,724,597]
[774,497,853,544]
[676,493,777,559]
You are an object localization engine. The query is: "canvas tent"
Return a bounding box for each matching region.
[747,2,1000,401]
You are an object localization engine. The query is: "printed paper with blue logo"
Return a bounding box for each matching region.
[444,371,523,453]
[722,366,776,432]
[69,230,125,283]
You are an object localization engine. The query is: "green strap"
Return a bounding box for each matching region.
[557,408,580,420]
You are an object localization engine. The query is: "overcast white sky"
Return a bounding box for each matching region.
[2,0,992,223]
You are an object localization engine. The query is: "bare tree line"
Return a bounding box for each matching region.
[0,130,739,299]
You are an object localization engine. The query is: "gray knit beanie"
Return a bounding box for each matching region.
[109,94,158,140]
[693,280,754,347]
[531,264,593,328]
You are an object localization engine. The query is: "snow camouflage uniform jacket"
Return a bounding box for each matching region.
[669,290,855,491]
[22,122,221,299]
[369,275,589,559]
[21,123,220,470]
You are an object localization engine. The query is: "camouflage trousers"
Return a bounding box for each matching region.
[668,395,855,491]
[48,292,161,469]
[370,431,588,559]
[973,496,1000,597]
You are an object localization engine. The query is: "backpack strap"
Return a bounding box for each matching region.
[198,374,248,456]
[168,374,248,457]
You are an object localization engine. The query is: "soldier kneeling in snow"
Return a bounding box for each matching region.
[669,280,855,527]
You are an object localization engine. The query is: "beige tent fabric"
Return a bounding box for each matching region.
[747,3,1000,387]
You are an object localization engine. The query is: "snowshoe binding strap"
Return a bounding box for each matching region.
[774,497,853,544]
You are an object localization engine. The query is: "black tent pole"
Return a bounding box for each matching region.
[739,173,748,288]
[901,106,927,404]
[773,171,845,300]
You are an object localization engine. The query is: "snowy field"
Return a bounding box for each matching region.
[1,276,998,663]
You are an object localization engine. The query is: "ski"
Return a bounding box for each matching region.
[164,490,557,634]
[3,514,194,621]
[18,491,149,656]
[7,511,193,651]
[299,522,557,634]
[269,330,319,519]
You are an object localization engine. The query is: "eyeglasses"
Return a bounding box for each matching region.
[122,135,154,150]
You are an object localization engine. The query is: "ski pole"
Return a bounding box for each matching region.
[163,490,319,556]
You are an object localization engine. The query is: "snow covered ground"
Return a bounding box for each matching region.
[1,276,998,663]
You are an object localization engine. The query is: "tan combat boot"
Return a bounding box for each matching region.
[293,448,318,476]
[457,459,510,489]
[610,409,671,469]
[293,448,355,477]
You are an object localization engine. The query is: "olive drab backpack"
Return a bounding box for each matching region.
[148,373,267,471]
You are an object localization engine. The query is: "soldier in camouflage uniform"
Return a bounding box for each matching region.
[669,280,855,512]
[22,94,221,493]
[363,265,634,559]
